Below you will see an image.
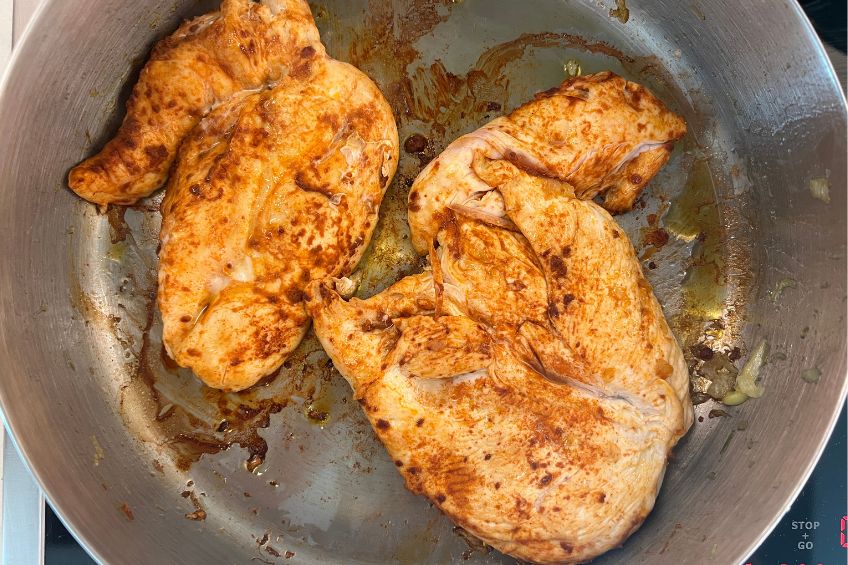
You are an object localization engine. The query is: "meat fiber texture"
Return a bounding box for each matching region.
[306,72,691,564]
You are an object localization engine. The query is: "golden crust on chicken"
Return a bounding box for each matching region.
[306,179,690,562]
[407,71,686,254]
[69,0,322,206]
[306,75,690,564]
[159,55,398,391]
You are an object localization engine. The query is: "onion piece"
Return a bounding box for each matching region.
[770,278,797,303]
[801,368,821,384]
[809,177,831,203]
[564,59,582,77]
[722,390,749,406]
[735,340,768,398]
[334,277,358,299]
[701,353,738,400]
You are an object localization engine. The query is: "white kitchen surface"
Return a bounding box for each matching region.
[12,0,36,43]
[0,0,8,545]
[0,0,10,72]
[1,3,48,564]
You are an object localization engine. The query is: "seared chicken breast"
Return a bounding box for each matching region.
[306,76,690,563]
[407,71,686,254]
[159,54,398,391]
[69,0,398,390]
[69,0,322,206]
[306,178,690,562]
[151,8,398,390]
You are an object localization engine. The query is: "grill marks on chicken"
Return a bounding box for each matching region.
[307,74,691,564]
[69,0,323,205]
[407,71,687,254]
[159,57,398,391]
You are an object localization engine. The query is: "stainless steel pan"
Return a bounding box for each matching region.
[0,1,845,563]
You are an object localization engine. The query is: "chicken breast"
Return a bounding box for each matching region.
[159,54,398,391]
[306,172,690,562]
[305,74,690,562]
[407,71,687,254]
[69,0,322,206]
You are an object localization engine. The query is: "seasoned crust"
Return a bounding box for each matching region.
[68,0,323,206]
[158,57,398,391]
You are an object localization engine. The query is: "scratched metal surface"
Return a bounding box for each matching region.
[0,1,845,564]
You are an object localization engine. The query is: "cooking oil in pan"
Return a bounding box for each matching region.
[667,160,728,327]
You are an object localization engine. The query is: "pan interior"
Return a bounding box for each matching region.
[0,1,844,564]
[79,1,748,561]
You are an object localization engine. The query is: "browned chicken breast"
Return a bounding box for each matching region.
[407,71,686,254]
[306,178,690,562]
[306,76,691,563]
[69,0,322,206]
[159,55,398,391]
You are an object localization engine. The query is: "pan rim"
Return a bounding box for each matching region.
[0,1,844,564]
